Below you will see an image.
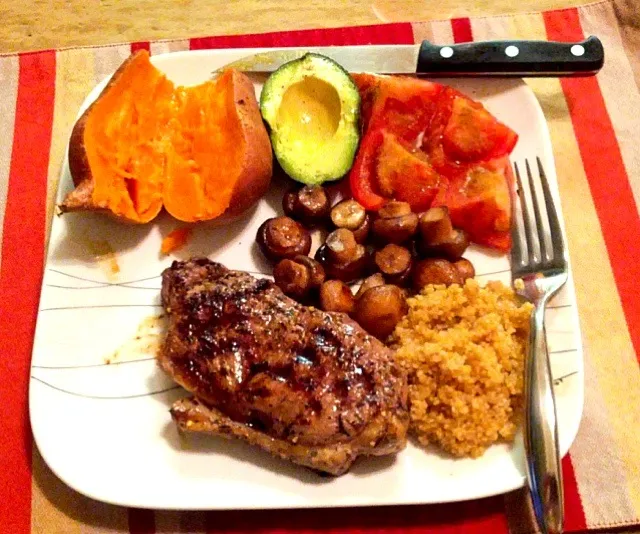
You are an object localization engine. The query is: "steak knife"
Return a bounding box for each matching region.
[215,36,603,77]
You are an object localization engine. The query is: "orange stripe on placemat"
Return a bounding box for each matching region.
[131,41,151,53]
[0,50,56,534]
[204,497,508,534]
[129,508,156,534]
[189,22,414,49]
[451,18,473,43]
[543,7,640,361]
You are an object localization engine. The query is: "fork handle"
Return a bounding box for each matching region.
[524,304,565,534]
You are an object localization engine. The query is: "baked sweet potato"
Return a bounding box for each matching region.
[60,51,272,223]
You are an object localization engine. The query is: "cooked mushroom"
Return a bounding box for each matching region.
[454,258,475,281]
[273,256,325,299]
[282,189,298,219]
[273,259,310,299]
[418,228,470,261]
[293,255,326,287]
[374,244,413,285]
[330,199,371,244]
[419,206,454,244]
[353,284,408,339]
[282,186,330,225]
[351,213,371,244]
[319,280,355,314]
[378,200,412,219]
[256,216,312,262]
[315,242,368,283]
[330,199,366,230]
[412,258,462,291]
[372,200,418,244]
[417,207,470,260]
[325,228,358,264]
[355,273,385,299]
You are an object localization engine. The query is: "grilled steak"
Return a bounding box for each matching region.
[159,258,409,475]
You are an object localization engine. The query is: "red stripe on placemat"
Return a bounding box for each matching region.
[544,7,640,360]
[131,41,151,53]
[562,455,587,531]
[189,22,414,49]
[0,50,56,534]
[451,18,473,43]
[128,508,156,534]
[204,496,508,534]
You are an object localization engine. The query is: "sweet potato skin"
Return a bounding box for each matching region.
[61,52,151,223]
[67,111,90,190]
[60,52,273,224]
[224,70,273,217]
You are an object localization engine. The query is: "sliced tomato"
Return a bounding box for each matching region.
[421,87,469,177]
[352,73,381,131]
[352,73,443,144]
[369,95,439,146]
[424,142,467,183]
[352,74,442,106]
[375,132,442,211]
[442,96,518,163]
[433,157,513,251]
[422,87,462,145]
[351,72,379,94]
[348,128,387,211]
[348,75,518,251]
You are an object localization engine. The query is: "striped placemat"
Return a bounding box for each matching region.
[1,1,639,532]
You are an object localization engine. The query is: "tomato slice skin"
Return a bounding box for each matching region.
[348,128,387,211]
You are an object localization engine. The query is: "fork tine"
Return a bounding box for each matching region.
[526,159,548,264]
[511,163,526,267]
[513,161,535,266]
[537,157,566,265]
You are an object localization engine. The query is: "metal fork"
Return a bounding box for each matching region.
[511,157,568,534]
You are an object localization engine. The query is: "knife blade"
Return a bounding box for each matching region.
[214,36,603,78]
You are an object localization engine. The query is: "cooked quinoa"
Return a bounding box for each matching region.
[391,278,533,458]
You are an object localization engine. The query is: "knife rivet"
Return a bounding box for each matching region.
[439,46,454,58]
[505,45,519,58]
[570,44,585,57]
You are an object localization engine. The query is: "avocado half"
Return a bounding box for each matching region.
[260,53,361,185]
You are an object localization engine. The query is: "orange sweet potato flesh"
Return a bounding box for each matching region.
[60,51,272,223]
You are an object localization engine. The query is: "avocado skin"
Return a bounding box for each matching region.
[260,53,361,186]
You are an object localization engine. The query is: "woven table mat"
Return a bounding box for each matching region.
[1,1,639,532]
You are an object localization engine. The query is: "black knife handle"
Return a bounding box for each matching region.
[417,36,604,77]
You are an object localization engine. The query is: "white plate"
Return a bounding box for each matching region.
[30,48,584,510]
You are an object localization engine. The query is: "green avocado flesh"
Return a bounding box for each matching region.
[259,53,361,185]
